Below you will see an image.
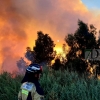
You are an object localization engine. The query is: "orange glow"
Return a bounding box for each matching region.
[0,0,100,74]
[54,47,63,54]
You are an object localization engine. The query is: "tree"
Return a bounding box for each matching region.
[25,47,35,63]
[65,20,97,73]
[17,57,28,74]
[33,31,55,64]
[52,58,62,70]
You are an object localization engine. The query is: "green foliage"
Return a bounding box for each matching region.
[0,72,22,100]
[40,69,100,100]
[1,69,100,100]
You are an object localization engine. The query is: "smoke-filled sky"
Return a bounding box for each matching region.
[0,0,100,73]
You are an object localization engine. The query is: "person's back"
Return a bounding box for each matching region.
[18,63,44,100]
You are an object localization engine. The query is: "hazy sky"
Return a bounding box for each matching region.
[0,0,100,73]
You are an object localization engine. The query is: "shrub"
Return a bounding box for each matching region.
[1,69,100,100]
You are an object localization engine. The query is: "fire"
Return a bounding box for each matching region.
[0,0,97,74]
[54,47,63,54]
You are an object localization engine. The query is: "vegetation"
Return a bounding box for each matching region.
[0,72,22,100]
[3,20,100,100]
[24,20,100,76]
[65,20,100,74]
[41,68,100,100]
[25,31,55,64]
[1,69,100,100]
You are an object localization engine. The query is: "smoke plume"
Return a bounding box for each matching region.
[0,0,100,73]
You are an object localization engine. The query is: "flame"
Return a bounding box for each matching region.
[54,47,63,54]
[0,0,100,74]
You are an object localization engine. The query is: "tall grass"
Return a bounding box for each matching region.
[40,69,100,100]
[1,69,100,100]
[0,72,22,100]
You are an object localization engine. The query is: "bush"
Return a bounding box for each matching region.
[1,69,100,100]
[0,72,22,100]
[40,69,100,100]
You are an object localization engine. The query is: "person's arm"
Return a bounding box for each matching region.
[31,86,44,100]
[18,89,22,100]
[32,91,44,100]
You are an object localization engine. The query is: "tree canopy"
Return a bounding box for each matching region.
[33,31,55,63]
[65,20,98,73]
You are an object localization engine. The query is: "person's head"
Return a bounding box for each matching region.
[21,63,43,83]
[27,63,43,79]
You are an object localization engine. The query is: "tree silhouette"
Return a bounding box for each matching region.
[33,31,55,64]
[52,58,62,70]
[65,20,97,73]
[17,57,28,74]
[25,47,35,63]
